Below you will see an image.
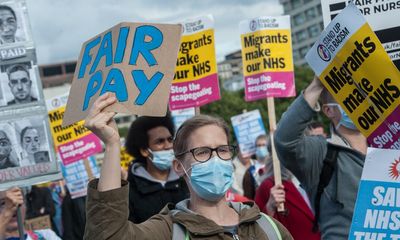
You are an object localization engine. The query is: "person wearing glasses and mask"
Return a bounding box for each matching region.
[83,93,293,240]
[124,114,189,223]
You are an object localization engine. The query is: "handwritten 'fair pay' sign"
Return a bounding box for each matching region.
[349,148,400,240]
[306,3,400,150]
[46,94,102,165]
[169,15,221,110]
[63,22,182,126]
[239,16,295,101]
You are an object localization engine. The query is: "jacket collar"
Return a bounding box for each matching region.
[169,199,260,236]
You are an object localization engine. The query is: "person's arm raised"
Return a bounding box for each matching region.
[303,76,324,109]
[84,93,120,192]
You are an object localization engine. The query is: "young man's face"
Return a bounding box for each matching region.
[0,131,11,161]
[9,70,31,102]
[0,9,17,43]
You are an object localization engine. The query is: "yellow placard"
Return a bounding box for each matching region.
[320,23,400,136]
[241,29,293,76]
[48,106,91,146]
[173,29,217,83]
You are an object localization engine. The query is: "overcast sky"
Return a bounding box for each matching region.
[26,0,283,65]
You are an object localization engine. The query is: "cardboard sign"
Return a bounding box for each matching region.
[63,22,182,126]
[120,146,134,170]
[231,110,267,158]
[305,3,400,149]
[60,156,99,199]
[321,0,400,71]
[171,107,195,130]
[24,215,51,231]
[47,94,102,165]
[239,16,295,101]
[349,148,400,239]
[169,15,221,110]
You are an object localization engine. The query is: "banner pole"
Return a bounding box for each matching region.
[83,158,95,181]
[195,107,201,116]
[267,97,285,212]
[17,206,24,240]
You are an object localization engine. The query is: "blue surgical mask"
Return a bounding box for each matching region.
[255,146,269,159]
[183,156,233,202]
[332,104,358,130]
[148,149,174,171]
[326,103,357,130]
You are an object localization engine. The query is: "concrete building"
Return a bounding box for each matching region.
[217,50,245,92]
[280,0,324,65]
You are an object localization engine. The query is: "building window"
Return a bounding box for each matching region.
[293,13,306,26]
[308,24,320,37]
[293,50,300,61]
[303,0,313,4]
[299,46,309,58]
[65,63,76,74]
[305,8,316,20]
[295,30,308,42]
[283,2,291,12]
[42,65,62,77]
[292,0,302,8]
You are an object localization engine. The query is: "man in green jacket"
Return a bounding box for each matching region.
[274,77,367,240]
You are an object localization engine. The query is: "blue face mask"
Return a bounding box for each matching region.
[255,146,269,159]
[325,103,358,130]
[335,104,358,130]
[148,149,174,171]
[184,156,233,202]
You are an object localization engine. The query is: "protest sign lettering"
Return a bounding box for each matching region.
[321,0,400,71]
[60,156,99,199]
[349,148,400,240]
[63,22,182,126]
[306,3,400,149]
[239,16,295,101]
[169,15,220,110]
[47,94,102,165]
[231,110,267,158]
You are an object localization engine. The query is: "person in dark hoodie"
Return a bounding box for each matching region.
[125,112,189,223]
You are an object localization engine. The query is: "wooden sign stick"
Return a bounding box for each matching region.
[267,97,285,212]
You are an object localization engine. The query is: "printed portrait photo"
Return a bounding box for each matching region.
[0,123,20,170]
[0,0,32,46]
[13,116,53,166]
[0,61,40,108]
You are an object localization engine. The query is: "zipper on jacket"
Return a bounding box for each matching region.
[232,234,240,240]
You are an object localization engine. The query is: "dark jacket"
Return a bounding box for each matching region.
[84,179,293,240]
[127,163,189,223]
[62,190,86,240]
[255,177,321,240]
[274,94,365,239]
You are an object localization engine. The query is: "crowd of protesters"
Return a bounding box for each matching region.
[0,76,368,239]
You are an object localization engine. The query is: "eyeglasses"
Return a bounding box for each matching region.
[176,145,236,163]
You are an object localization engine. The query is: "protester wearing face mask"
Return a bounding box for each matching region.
[83,93,293,240]
[242,134,270,200]
[124,114,189,223]
[274,77,367,239]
